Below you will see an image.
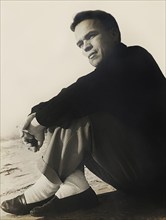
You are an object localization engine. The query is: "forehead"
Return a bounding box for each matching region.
[74,19,105,40]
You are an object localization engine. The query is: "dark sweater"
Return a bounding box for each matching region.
[31,43,166,142]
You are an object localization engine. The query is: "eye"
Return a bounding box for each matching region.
[88,33,95,40]
[86,32,98,40]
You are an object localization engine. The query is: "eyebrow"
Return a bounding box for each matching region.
[76,30,99,47]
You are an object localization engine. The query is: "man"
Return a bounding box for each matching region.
[1,10,166,217]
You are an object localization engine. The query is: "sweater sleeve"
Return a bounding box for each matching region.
[34,71,99,128]
[30,102,49,114]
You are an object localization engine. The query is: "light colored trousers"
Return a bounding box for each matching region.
[37,113,165,195]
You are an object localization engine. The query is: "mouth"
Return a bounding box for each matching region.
[88,51,97,60]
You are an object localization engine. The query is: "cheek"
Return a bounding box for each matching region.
[91,36,103,48]
[92,37,109,55]
[99,41,108,54]
[95,37,108,52]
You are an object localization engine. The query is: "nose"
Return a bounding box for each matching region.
[83,41,92,52]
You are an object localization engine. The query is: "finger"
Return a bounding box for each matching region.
[22,133,34,144]
[25,142,38,152]
[33,146,39,153]
[23,143,33,150]
[27,144,38,152]
[26,143,32,148]
[22,139,29,145]
[37,140,43,148]
[28,147,32,151]
[22,135,29,143]
[28,147,35,152]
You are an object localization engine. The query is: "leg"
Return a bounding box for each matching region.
[1,117,95,215]
[38,116,91,182]
[25,116,92,203]
[87,113,166,195]
[28,117,98,216]
[31,112,165,217]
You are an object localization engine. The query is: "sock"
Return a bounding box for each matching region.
[24,174,62,204]
[55,170,89,199]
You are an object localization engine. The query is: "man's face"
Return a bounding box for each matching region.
[74,19,118,67]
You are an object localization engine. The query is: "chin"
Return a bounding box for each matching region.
[90,58,102,67]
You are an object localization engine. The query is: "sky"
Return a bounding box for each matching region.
[1,0,166,138]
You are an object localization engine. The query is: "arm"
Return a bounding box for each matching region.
[20,70,98,150]
[34,71,99,128]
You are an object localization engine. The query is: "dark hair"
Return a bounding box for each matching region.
[70,10,121,41]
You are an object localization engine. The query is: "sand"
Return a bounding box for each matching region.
[0,138,165,220]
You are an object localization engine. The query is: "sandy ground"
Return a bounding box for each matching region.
[0,138,166,220]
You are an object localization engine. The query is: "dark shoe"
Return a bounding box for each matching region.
[1,194,54,215]
[30,187,98,217]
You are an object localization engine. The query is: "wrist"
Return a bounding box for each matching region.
[31,118,45,129]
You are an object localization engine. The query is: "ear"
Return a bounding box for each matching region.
[108,29,119,42]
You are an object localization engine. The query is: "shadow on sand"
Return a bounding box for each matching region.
[37,191,166,220]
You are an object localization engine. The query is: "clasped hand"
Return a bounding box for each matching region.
[20,113,46,152]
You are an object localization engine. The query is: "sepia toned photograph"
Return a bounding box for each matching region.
[1,1,166,219]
